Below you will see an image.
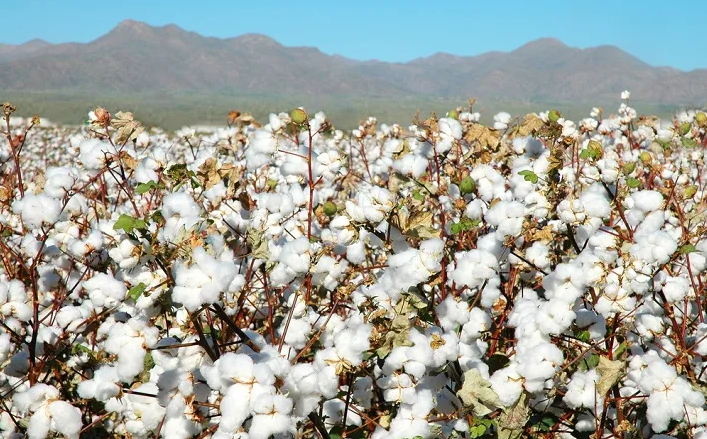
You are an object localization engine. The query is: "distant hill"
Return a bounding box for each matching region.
[1,19,706,106]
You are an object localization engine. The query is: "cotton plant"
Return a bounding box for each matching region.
[6,95,707,438]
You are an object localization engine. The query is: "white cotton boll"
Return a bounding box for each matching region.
[461,308,491,342]
[493,112,512,130]
[79,138,113,171]
[489,364,523,407]
[246,129,278,171]
[83,273,127,309]
[353,376,374,409]
[270,237,311,286]
[661,275,690,303]
[525,242,550,269]
[694,323,707,356]
[581,191,611,218]
[248,394,293,439]
[0,332,12,363]
[27,410,51,439]
[277,317,311,349]
[448,249,499,291]
[216,385,251,436]
[48,400,82,439]
[346,240,366,264]
[135,157,159,183]
[12,194,62,229]
[268,113,283,132]
[484,200,525,237]
[564,370,602,410]
[630,190,663,213]
[464,198,485,219]
[162,192,201,220]
[536,299,576,335]
[44,167,76,198]
[436,296,470,331]
[630,231,677,265]
[77,366,121,401]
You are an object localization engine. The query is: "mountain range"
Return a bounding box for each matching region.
[1,19,706,106]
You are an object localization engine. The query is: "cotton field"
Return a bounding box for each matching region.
[2,94,707,439]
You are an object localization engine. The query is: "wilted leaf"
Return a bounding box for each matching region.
[111,111,144,144]
[457,369,503,416]
[376,314,413,358]
[517,113,544,137]
[198,157,222,190]
[247,228,271,261]
[596,356,624,395]
[497,392,529,439]
[464,123,500,149]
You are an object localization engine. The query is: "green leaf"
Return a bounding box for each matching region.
[680,244,698,254]
[412,189,424,202]
[682,137,698,148]
[128,282,147,301]
[457,369,503,416]
[328,426,343,439]
[575,329,591,344]
[580,353,600,371]
[625,177,641,189]
[518,170,538,184]
[113,214,147,233]
[136,180,162,194]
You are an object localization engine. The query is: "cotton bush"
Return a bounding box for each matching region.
[2,96,707,439]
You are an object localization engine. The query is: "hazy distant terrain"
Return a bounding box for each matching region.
[0,19,701,128]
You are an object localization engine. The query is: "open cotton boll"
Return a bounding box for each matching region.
[246,129,278,171]
[630,231,677,266]
[629,190,664,213]
[12,194,61,229]
[270,237,311,287]
[43,166,76,198]
[77,366,121,401]
[14,385,82,439]
[493,112,512,130]
[79,138,114,171]
[172,246,237,311]
[83,273,127,309]
[636,357,705,432]
[448,249,499,291]
[564,369,602,410]
[484,200,525,237]
[47,400,82,439]
[248,393,294,439]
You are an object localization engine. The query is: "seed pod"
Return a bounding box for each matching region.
[459,177,476,194]
[447,109,459,120]
[622,162,636,175]
[323,201,337,216]
[639,151,652,165]
[548,110,561,123]
[291,108,307,125]
[696,112,707,127]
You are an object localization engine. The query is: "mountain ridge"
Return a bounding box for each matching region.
[1,20,706,106]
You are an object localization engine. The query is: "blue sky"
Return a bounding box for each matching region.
[4,0,706,71]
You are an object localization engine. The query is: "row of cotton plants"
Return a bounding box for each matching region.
[1,93,707,439]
